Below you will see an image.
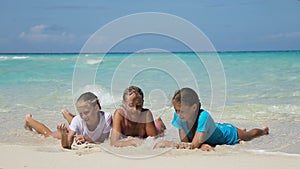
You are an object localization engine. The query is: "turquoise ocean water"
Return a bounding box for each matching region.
[0,51,299,155]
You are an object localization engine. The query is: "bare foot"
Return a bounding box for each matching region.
[155,117,166,135]
[24,114,33,131]
[61,108,72,118]
[61,108,75,124]
[262,126,269,135]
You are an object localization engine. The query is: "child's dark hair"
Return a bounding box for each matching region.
[172,87,201,108]
[172,88,202,141]
[123,86,144,101]
[76,92,101,109]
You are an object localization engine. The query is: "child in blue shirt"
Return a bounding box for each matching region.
[155,87,269,151]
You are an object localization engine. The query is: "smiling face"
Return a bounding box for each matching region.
[76,101,99,123]
[123,92,144,121]
[172,88,200,122]
[172,100,197,122]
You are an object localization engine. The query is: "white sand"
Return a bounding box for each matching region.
[0,143,299,169]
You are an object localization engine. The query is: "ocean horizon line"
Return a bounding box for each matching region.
[0,49,300,55]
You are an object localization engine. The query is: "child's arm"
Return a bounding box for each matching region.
[57,123,74,149]
[152,129,189,149]
[154,131,213,151]
[176,132,213,150]
[190,131,207,149]
[178,129,189,142]
[175,132,209,149]
[59,129,75,149]
[145,110,158,137]
[110,110,143,147]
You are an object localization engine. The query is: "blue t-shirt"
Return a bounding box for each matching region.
[172,109,238,146]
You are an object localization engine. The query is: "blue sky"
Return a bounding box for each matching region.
[0,0,300,53]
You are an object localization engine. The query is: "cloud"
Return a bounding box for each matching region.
[19,24,75,42]
[264,32,300,40]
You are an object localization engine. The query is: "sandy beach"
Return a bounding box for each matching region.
[1,143,299,169]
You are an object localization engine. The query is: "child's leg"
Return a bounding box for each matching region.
[24,114,54,137]
[61,108,75,124]
[237,126,269,141]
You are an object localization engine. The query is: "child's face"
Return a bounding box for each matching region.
[123,93,143,116]
[76,102,99,122]
[173,101,197,122]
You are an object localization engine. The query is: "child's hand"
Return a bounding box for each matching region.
[75,135,86,144]
[177,142,192,149]
[129,138,144,146]
[200,144,214,151]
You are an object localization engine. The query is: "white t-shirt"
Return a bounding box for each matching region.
[69,111,112,142]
